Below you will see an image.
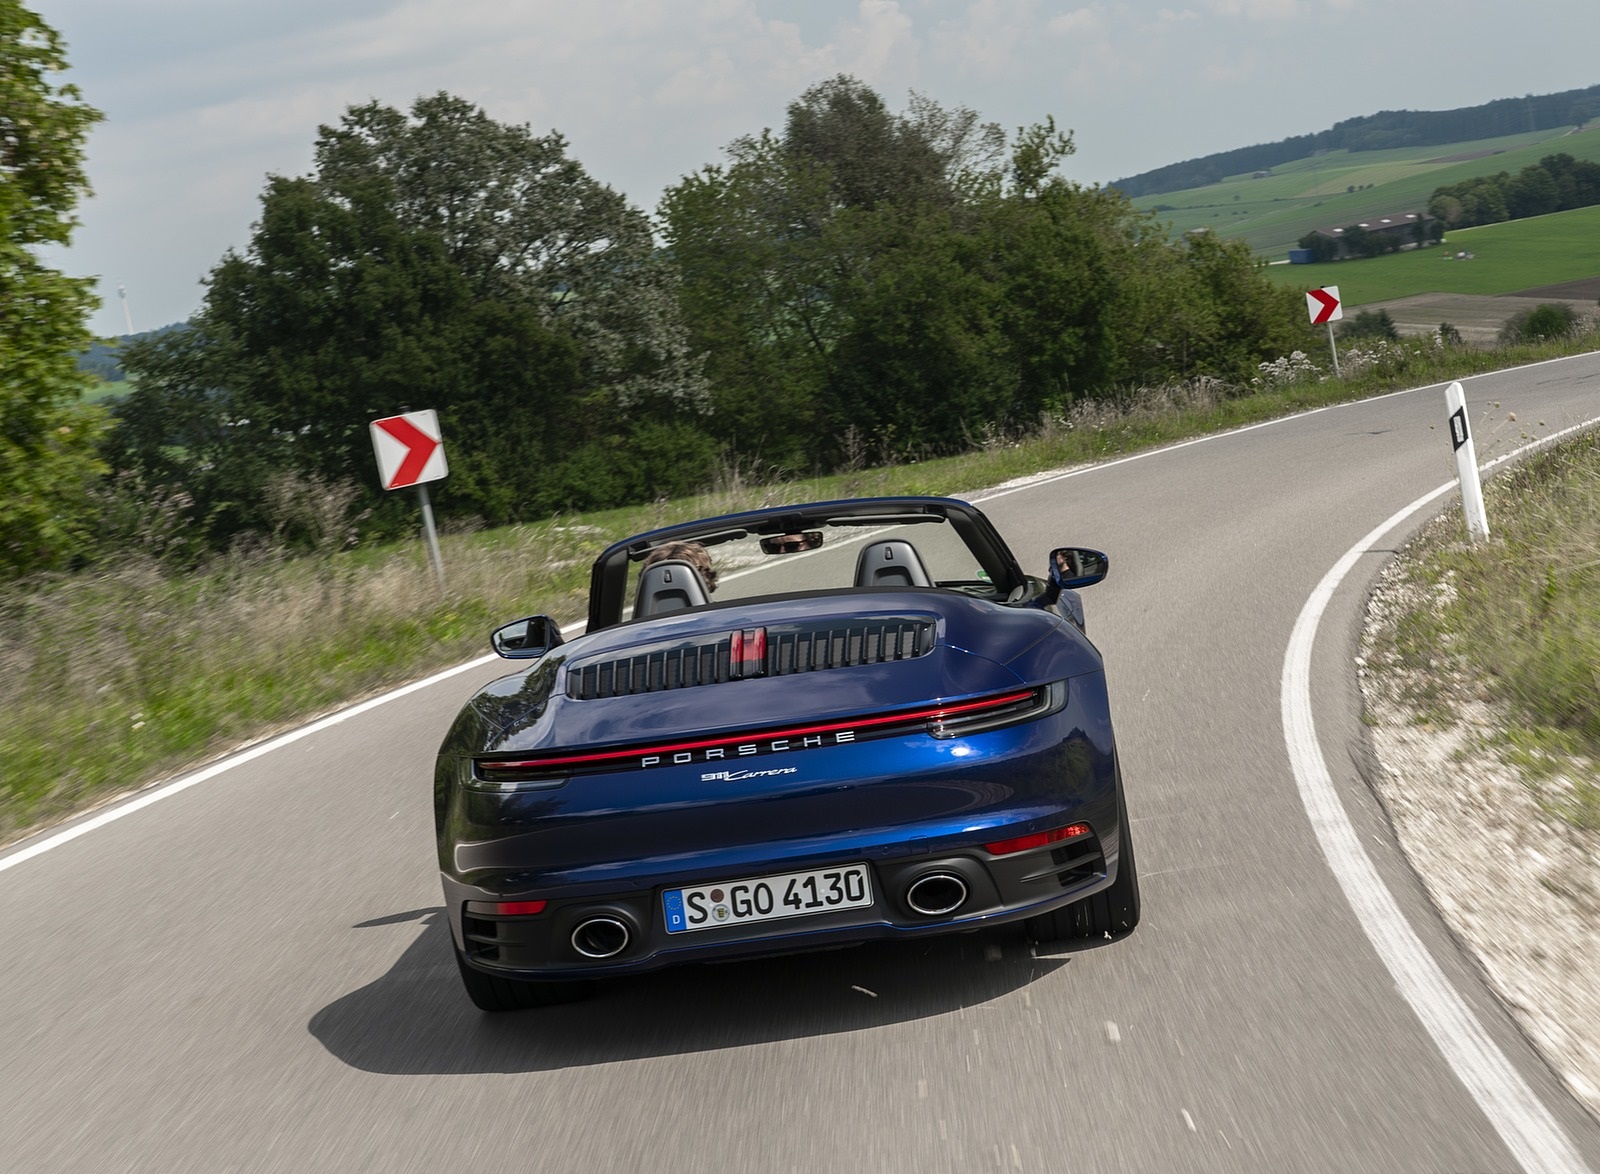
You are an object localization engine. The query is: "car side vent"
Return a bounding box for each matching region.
[1051,835,1107,888]
[568,618,934,700]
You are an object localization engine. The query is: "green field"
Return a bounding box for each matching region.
[1263,204,1600,304]
[82,379,131,403]
[1131,124,1600,259]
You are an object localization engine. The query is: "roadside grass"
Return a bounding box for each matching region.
[1132,123,1600,258]
[1263,205,1600,305]
[4,329,1599,842]
[1365,428,1600,830]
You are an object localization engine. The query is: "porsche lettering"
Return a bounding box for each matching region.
[640,730,855,768]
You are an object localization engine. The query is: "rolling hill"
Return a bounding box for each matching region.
[1130,124,1600,260]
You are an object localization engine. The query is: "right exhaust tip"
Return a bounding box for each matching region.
[571,915,632,959]
[905,871,969,917]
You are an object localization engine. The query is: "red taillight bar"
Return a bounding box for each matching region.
[466,899,548,916]
[477,688,1040,773]
[985,822,1091,856]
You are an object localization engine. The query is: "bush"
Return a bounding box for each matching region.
[1499,303,1578,345]
[1338,309,1399,342]
[1254,351,1322,388]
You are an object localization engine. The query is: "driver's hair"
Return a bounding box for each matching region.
[641,540,718,592]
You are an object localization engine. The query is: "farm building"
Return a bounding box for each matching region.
[1300,211,1440,260]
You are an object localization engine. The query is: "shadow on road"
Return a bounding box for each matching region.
[309,906,1097,1074]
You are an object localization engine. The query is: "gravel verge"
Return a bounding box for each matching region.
[1360,552,1600,1120]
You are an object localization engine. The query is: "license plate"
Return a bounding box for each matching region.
[663,863,873,934]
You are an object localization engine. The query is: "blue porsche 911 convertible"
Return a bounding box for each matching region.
[434,496,1138,1010]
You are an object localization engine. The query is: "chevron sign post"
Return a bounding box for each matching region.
[1306,286,1343,377]
[370,409,449,589]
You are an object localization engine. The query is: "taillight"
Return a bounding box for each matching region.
[930,680,1065,738]
[984,823,1092,856]
[466,899,548,916]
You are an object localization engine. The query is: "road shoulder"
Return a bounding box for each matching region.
[1360,553,1600,1120]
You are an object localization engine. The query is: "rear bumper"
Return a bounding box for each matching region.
[445,805,1126,981]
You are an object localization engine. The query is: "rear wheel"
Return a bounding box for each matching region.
[453,947,593,1012]
[1025,793,1140,942]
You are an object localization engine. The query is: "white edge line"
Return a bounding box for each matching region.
[973,347,1598,504]
[1280,414,1600,1174]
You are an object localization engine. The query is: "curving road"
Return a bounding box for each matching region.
[4,354,1600,1173]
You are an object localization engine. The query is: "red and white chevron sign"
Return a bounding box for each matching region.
[1305,286,1342,325]
[370,410,449,490]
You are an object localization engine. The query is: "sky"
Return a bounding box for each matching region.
[34,0,1600,339]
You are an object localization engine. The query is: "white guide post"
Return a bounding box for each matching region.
[1444,381,1489,543]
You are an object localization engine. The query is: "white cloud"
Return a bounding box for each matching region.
[1047,7,1105,37]
[1203,0,1306,18]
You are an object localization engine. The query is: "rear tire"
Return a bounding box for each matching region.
[454,947,593,1012]
[1025,792,1140,942]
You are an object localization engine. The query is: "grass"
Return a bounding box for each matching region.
[80,378,132,404]
[1365,429,1600,830]
[1263,205,1600,305]
[4,329,1599,843]
[1131,123,1600,259]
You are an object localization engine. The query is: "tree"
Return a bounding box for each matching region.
[1427,193,1465,227]
[783,76,1006,215]
[1507,164,1559,220]
[0,1,108,578]
[117,94,707,542]
[312,95,706,421]
[661,83,1013,467]
[664,78,1304,465]
[1338,309,1400,342]
[1499,303,1576,345]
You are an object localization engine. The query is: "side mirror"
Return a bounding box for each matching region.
[490,615,566,659]
[1048,547,1108,590]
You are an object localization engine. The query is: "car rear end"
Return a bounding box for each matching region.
[437,594,1128,982]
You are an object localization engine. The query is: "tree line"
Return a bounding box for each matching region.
[7,0,1313,579]
[100,80,1305,560]
[1427,152,1600,229]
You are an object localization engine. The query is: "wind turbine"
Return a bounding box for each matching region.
[117,282,134,336]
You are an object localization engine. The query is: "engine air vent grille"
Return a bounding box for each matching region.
[568,618,934,700]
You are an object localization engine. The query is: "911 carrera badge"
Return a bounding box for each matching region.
[701,767,799,783]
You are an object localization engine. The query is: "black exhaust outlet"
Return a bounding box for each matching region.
[905,871,969,917]
[571,915,632,959]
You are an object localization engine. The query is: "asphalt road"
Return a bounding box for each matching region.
[4,355,1600,1173]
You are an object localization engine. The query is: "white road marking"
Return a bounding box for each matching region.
[1105,1021,1121,1044]
[1281,412,1600,1174]
[973,349,1599,506]
[1182,1110,1197,1133]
